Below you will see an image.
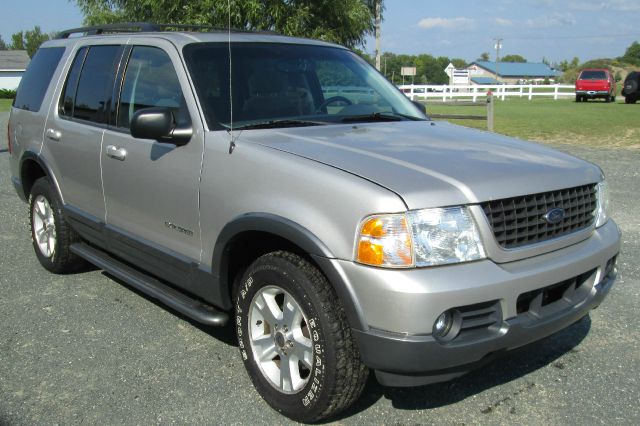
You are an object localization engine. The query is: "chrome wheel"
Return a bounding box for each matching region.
[32,194,56,258]
[248,285,313,394]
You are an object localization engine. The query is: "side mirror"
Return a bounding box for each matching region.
[130,107,192,146]
[412,100,427,115]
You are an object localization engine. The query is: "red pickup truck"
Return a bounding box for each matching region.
[575,68,616,102]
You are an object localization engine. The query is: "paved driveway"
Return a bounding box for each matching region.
[1,112,638,424]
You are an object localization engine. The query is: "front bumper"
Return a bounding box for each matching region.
[336,220,621,386]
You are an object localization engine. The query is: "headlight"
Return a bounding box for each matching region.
[595,181,609,228]
[355,207,486,268]
[408,207,486,266]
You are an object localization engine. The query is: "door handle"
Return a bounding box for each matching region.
[45,128,62,141]
[105,145,127,161]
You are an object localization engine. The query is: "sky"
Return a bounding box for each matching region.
[364,0,640,64]
[2,0,639,65]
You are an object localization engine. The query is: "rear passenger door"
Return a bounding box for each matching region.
[44,44,124,224]
[100,43,204,291]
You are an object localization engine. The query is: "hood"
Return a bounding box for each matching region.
[238,121,601,209]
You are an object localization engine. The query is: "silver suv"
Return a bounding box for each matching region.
[8,24,620,422]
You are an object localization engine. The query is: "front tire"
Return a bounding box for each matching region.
[29,177,84,273]
[235,251,368,423]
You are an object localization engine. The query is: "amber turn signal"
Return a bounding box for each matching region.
[355,214,413,267]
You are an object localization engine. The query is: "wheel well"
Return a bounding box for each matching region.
[225,231,316,302]
[21,159,47,198]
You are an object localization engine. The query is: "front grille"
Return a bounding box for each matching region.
[481,184,597,249]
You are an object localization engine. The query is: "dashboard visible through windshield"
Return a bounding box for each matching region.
[183,42,426,130]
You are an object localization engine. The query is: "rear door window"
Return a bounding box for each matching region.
[63,45,122,124]
[13,47,65,112]
[73,45,122,124]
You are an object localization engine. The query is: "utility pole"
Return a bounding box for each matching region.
[494,37,503,83]
[375,0,382,71]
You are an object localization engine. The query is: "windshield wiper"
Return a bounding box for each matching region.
[226,119,328,131]
[340,112,408,123]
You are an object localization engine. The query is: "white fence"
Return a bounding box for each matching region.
[398,84,575,102]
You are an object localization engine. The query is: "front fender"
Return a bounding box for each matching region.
[211,213,368,331]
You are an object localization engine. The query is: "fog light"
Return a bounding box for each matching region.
[433,311,453,338]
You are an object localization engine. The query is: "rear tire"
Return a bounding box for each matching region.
[235,251,368,423]
[29,177,84,273]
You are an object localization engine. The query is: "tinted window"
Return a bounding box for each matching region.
[117,46,188,129]
[183,43,423,130]
[59,47,88,117]
[13,47,64,112]
[73,45,121,124]
[579,70,607,80]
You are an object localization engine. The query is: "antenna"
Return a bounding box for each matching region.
[227,0,236,154]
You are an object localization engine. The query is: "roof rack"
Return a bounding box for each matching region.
[56,22,279,39]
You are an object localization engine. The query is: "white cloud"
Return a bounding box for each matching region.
[526,13,576,28]
[494,18,514,26]
[417,17,475,30]
[569,0,640,11]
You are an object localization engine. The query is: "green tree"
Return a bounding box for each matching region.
[9,26,51,57]
[450,58,467,69]
[478,52,490,61]
[620,41,640,65]
[10,32,25,50]
[570,57,580,68]
[501,54,526,63]
[25,26,51,57]
[0,36,7,50]
[74,0,376,48]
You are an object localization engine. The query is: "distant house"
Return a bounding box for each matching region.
[467,61,560,84]
[0,50,30,90]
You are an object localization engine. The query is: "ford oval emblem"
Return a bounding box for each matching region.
[544,207,565,225]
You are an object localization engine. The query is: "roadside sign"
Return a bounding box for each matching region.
[445,63,455,77]
[401,67,417,76]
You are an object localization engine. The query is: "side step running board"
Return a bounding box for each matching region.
[70,243,229,326]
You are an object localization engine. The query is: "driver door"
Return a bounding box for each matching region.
[101,42,204,291]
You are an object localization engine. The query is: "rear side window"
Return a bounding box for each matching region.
[63,45,121,124]
[13,47,65,112]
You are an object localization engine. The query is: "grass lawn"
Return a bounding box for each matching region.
[0,99,12,112]
[424,97,640,148]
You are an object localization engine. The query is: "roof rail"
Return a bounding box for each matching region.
[56,22,279,39]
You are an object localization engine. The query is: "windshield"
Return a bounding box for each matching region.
[183,42,425,130]
[579,70,607,80]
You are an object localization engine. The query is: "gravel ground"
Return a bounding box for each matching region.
[1,112,638,425]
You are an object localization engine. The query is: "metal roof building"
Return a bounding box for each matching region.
[0,50,30,91]
[468,61,560,84]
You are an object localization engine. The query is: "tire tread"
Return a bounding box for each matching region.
[251,251,368,422]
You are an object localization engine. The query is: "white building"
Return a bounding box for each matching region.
[0,51,30,90]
